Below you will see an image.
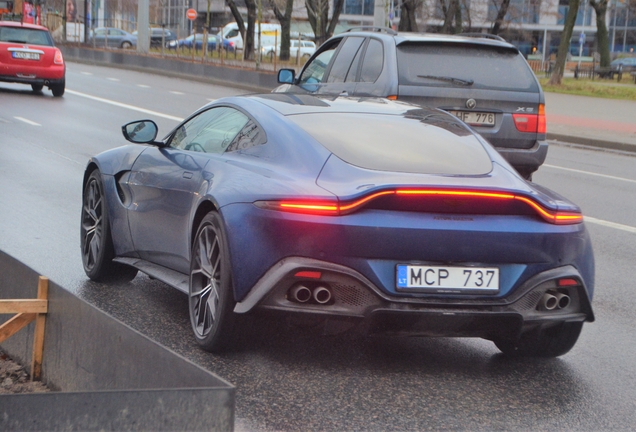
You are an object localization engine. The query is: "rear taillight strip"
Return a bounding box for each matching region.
[256,188,582,225]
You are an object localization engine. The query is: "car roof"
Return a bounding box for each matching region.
[0,21,50,32]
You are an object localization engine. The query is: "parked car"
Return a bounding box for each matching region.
[0,21,65,96]
[177,33,235,51]
[81,94,595,357]
[262,40,316,61]
[132,28,177,48]
[610,56,636,73]
[275,28,547,180]
[89,27,137,49]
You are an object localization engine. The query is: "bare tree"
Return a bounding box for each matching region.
[549,0,580,85]
[399,0,421,32]
[439,0,463,34]
[270,0,294,60]
[225,0,256,60]
[306,0,345,45]
[590,0,611,67]
[490,0,512,35]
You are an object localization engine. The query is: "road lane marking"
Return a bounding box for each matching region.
[81,72,93,75]
[544,164,636,184]
[107,78,120,82]
[584,217,636,234]
[170,91,184,95]
[65,89,184,122]
[14,117,41,126]
[137,84,150,88]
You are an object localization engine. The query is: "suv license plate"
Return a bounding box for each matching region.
[397,265,499,293]
[12,51,40,60]
[450,111,495,127]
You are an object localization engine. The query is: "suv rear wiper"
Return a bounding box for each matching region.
[417,75,474,86]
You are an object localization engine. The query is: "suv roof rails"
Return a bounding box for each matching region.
[459,32,506,42]
[344,26,398,36]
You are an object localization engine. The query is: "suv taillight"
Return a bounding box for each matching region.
[54,49,64,65]
[513,103,546,134]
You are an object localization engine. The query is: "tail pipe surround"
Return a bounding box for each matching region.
[538,290,571,311]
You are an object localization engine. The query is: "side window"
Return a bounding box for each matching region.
[327,37,365,83]
[298,40,341,85]
[95,28,106,36]
[226,119,265,152]
[226,29,239,38]
[359,39,384,83]
[169,107,250,154]
[345,41,365,83]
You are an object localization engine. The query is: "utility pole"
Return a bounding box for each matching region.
[137,0,150,53]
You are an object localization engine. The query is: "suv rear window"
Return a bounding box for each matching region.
[397,43,538,92]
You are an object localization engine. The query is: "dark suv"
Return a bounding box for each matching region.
[275,28,547,180]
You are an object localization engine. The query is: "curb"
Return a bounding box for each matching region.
[547,133,636,153]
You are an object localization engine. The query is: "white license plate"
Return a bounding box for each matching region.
[397,265,499,293]
[12,51,40,60]
[450,111,495,127]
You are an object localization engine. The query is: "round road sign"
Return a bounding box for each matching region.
[186,9,197,21]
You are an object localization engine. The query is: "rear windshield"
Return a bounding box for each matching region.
[397,43,538,92]
[0,27,54,46]
[288,112,492,175]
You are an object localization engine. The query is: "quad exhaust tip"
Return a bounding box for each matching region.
[538,290,570,311]
[288,284,333,305]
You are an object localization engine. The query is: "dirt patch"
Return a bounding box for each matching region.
[0,350,50,394]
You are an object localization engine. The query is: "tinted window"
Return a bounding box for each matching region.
[226,119,265,152]
[397,43,539,92]
[327,37,365,83]
[0,27,53,46]
[288,112,492,175]
[169,107,250,154]
[299,41,340,85]
[360,39,384,83]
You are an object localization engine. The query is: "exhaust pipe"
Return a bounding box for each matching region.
[312,286,332,304]
[555,292,571,309]
[539,292,558,311]
[289,285,312,303]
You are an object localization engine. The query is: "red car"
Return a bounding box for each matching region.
[0,21,65,97]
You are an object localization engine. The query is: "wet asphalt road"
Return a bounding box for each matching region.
[1,63,636,431]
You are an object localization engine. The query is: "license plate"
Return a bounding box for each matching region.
[397,265,499,293]
[450,111,495,127]
[12,51,40,60]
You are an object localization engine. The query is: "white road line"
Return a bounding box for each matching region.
[65,89,184,122]
[81,72,93,75]
[169,91,184,95]
[543,164,636,184]
[137,84,150,88]
[14,117,41,126]
[107,78,120,82]
[584,217,636,234]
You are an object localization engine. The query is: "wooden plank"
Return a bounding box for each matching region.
[0,313,36,344]
[31,276,49,380]
[0,299,48,314]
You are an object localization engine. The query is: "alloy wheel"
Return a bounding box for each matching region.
[81,177,103,272]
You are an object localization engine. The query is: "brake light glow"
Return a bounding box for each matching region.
[54,49,64,65]
[513,104,546,134]
[295,271,322,279]
[558,278,579,287]
[387,95,398,100]
[255,188,583,225]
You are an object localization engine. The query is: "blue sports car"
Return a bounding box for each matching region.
[81,94,595,356]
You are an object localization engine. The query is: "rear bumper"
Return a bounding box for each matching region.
[235,258,594,339]
[0,74,65,87]
[495,140,549,175]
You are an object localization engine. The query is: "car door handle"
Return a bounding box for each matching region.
[183,171,193,179]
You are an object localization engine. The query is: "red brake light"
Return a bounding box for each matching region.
[54,49,64,65]
[513,104,546,134]
[295,271,322,279]
[254,188,583,225]
[558,278,579,287]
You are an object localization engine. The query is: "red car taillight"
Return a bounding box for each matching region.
[513,103,546,134]
[54,49,64,65]
[254,188,583,225]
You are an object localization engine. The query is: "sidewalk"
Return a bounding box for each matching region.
[545,92,636,152]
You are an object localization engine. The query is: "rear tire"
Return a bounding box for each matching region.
[81,170,138,283]
[494,322,583,358]
[121,41,132,49]
[189,212,237,352]
[51,80,65,97]
[31,84,43,92]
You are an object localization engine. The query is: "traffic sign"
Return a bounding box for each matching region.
[186,9,197,21]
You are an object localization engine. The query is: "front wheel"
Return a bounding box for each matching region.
[494,322,583,357]
[189,212,237,352]
[121,41,132,49]
[81,170,138,282]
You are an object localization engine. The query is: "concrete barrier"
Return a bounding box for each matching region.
[0,250,234,431]
[61,45,279,93]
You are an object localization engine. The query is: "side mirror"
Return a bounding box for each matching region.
[122,120,159,144]
[278,69,295,84]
